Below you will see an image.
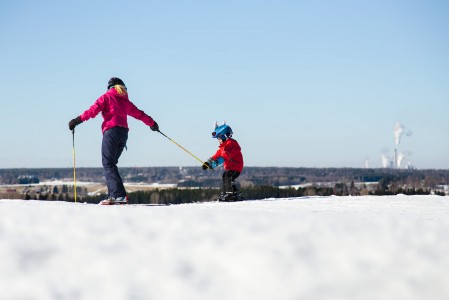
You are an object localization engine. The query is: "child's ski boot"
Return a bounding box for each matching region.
[217,192,245,202]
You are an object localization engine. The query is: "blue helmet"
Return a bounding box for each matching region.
[212,123,233,141]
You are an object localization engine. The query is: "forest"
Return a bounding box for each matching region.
[1,166,449,186]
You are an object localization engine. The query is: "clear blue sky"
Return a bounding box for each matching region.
[0,0,448,169]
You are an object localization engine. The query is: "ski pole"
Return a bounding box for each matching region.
[158,130,213,170]
[72,129,77,202]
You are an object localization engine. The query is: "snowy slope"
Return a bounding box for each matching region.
[1,195,449,300]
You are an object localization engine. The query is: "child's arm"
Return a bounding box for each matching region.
[210,157,224,168]
[202,157,224,170]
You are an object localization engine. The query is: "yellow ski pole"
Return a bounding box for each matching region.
[158,130,213,170]
[72,129,77,202]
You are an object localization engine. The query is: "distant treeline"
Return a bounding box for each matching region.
[47,184,438,205]
[1,167,449,188]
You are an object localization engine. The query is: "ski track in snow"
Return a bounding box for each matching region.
[1,195,449,300]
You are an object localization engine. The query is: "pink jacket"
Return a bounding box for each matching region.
[80,87,155,133]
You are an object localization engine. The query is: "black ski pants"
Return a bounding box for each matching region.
[222,170,240,193]
[102,126,128,198]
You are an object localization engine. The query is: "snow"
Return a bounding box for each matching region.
[37,180,96,186]
[123,182,177,188]
[3,180,177,188]
[1,195,449,300]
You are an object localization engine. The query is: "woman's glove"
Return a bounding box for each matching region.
[150,121,159,132]
[68,116,83,131]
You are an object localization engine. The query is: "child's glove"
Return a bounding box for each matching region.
[202,161,212,170]
[202,157,225,170]
[202,158,217,170]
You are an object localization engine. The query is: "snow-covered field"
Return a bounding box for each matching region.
[1,195,449,300]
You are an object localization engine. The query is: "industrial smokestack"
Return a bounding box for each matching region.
[392,122,413,169]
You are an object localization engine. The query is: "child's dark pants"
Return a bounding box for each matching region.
[222,170,240,193]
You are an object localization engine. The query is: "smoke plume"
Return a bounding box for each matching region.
[394,122,413,146]
[381,150,391,168]
[397,152,405,168]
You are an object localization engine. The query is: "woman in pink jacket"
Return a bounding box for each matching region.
[68,77,159,205]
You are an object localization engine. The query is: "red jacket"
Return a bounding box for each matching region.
[80,87,155,133]
[212,138,244,172]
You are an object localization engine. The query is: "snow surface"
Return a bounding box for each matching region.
[3,180,177,188]
[1,195,449,300]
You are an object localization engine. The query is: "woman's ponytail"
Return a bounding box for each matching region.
[115,85,127,96]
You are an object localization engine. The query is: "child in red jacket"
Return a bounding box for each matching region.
[202,122,244,201]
